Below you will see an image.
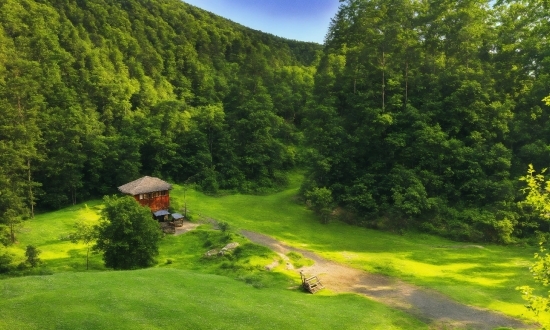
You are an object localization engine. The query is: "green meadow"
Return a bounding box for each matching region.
[173,173,542,324]
[0,269,426,330]
[1,173,543,328]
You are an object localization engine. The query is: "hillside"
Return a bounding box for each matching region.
[0,268,427,330]
[0,0,321,217]
[301,0,550,242]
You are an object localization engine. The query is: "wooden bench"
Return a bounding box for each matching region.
[300,271,324,294]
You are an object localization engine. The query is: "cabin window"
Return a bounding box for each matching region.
[160,191,167,196]
[139,194,144,200]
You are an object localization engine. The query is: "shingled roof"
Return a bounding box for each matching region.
[118,176,172,195]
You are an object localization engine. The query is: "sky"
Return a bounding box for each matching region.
[182,0,341,44]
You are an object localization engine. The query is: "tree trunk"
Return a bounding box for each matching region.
[28,159,34,218]
[382,51,385,110]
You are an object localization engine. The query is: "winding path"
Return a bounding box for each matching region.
[241,230,534,330]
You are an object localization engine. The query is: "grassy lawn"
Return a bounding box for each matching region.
[4,194,428,329]
[6,200,105,273]
[170,173,542,324]
[0,268,427,329]
[3,171,544,327]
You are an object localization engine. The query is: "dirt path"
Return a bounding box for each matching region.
[173,222,201,235]
[241,230,534,330]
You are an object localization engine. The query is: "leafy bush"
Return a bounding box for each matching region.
[94,196,163,270]
[25,245,41,268]
[0,246,13,273]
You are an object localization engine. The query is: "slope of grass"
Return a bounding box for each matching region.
[7,201,104,272]
[5,172,543,325]
[170,173,541,323]
[0,268,427,330]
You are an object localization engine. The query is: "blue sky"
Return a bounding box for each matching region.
[182,0,341,44]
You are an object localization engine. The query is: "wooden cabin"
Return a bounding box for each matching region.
[118,176,172,212]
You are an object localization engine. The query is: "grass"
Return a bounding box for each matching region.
[0,268,427,330]
[2,171,544,327]
[6,200,105,273]
[170,172,543,324]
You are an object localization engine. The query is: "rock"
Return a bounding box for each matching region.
[218,242,240,255]
[204,249,218,257]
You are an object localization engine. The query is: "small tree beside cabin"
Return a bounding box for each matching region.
[118,176,172,212]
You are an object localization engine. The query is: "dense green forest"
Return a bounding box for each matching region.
[302,0,550,242]
[0,0,320,234]
[1,0,550,244]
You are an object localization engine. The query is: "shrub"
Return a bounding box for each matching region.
[94,196,163,270]
[25,245,41,268]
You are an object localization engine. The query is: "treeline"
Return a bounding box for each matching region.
[0,0,321,243]
[302,0,550,242]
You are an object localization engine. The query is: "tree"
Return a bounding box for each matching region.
[0,245,13,273]
[94,196,162,270]
[25,245,40,268]
[305,187,334,224]
[67,220,98,270]
[517,165,550,327]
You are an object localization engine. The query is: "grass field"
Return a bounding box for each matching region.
[0,268,427,330]
[2,172,544,327]
[3,203,427,330]
[171,173,542,324]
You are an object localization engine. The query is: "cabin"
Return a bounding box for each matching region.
[118,176,172,212]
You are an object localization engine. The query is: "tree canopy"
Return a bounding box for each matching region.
[301,0,550,242]
[94,195,162,270]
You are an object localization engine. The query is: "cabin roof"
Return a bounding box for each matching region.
[172,213,184,220]
[118,176,172,195]
[153,209,170,217]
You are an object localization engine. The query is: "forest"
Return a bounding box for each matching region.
[1,0,550,244]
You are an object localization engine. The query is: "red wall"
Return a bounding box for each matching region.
[133,194,170,212]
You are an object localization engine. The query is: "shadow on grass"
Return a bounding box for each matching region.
[42,248,105,272]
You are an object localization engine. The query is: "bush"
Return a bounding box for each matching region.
[305,187,334,224]
[94,196,163,270]
[0,246,13,273]
[25,245,41,268]
[218,221,230,233]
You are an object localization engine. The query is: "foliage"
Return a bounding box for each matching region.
[0,0,548,244]
[94,196,162,270]
[301,0,550,242]
[517,165,550,327]
[304,187,334,224]
[24,245,40,268]
[218,221,230,233]
[0,0,320,215]
[0,245,12,273]
[67,220,98,270]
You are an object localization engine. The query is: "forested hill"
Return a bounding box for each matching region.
[3,0,550,244]
[0,0,321,212]
[302,0,550,242]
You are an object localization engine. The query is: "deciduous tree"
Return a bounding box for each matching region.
[68,220,98,270]
[94,196,162,270]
